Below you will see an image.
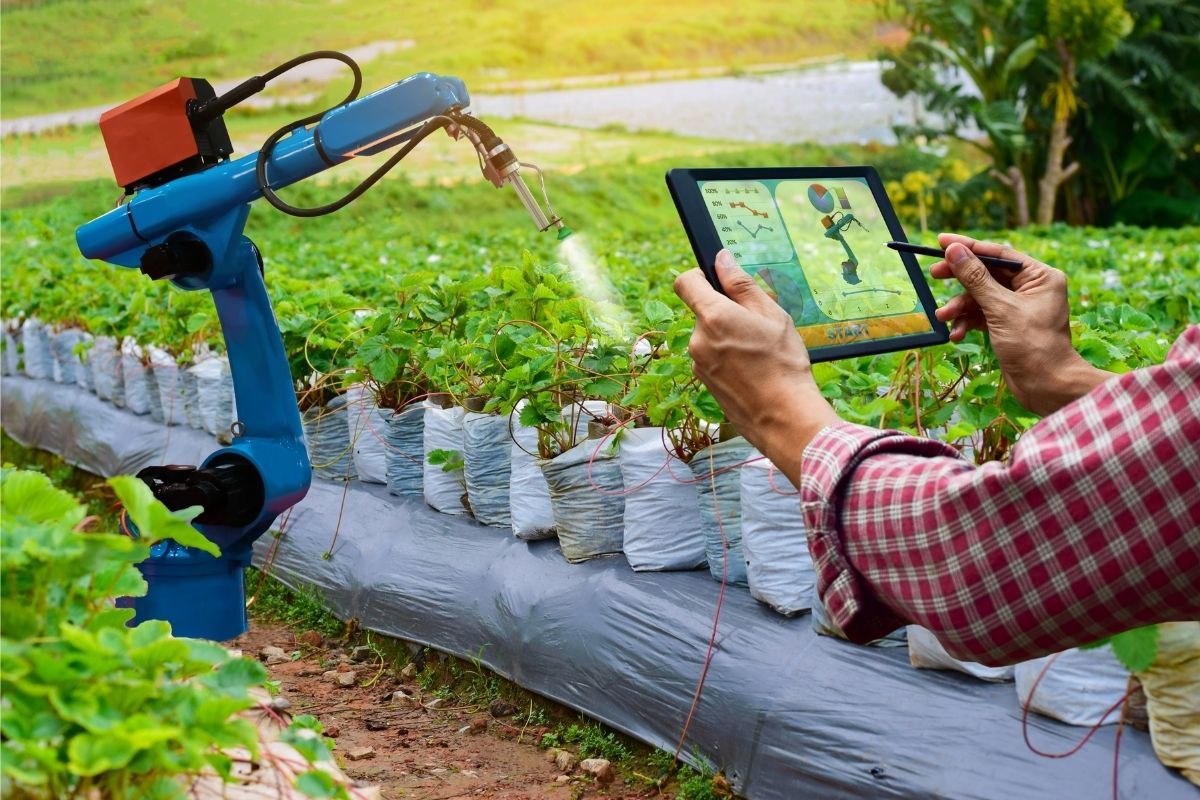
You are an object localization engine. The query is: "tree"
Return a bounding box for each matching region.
[879,0,1135,226]
[1067,0,1200,225]
[1036,0,1133,224]
[880,0,1037,222]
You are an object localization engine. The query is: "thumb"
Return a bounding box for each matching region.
[945,242,1005,306]
[715,250,772,311]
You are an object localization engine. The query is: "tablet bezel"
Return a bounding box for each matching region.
[666,165,950,362]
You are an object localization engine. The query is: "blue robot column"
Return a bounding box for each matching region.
[76,72,474,641]
[117,232,311,642]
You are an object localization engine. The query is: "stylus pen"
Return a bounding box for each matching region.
[886,241,1023,273]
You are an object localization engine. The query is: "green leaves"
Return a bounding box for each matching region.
[642,299,675,326]
[68,732,137,776]
[200,656,270,693]
[1081,624,1160,672]
[1,468,272,797]
[358,335,401,384]
[1,468,86,529]
[296,770,349,799]
[110,475,219,557]
[282,715,335,768]
[427,448,465,473]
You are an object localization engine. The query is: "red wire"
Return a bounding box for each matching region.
[583,414,673,496]
[582,415,767,495]
[674,445,729,761]
[1020,651,1135,799]
[118,508,135,538]
[765,463,800,496]
[1112,681,1130,800]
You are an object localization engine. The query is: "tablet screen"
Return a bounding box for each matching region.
[697,177,935,348]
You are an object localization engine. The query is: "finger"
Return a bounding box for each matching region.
[949,309,987,342]
[935,291,978,321]
[714,250,775,313]
[938,232,1037,268]
[674,268,727,320]
[933,249,1021,291]
[944,242,1006,307]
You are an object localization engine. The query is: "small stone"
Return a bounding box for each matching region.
[268,696,292,712]
[325,724,341,738]
[298,630,323,648]
[350,645,373,662]
[555,775,571,785]
[400,663,418,679]
[430,767,448,775]
[259,646,287,661]
[580,758,614,784]
[554,750,577,773]
[336,671,357,687]
[364,718,388,732]
[346,746,375,761]
[322,670,340,681]
[468,716,488,734]
[545,749,560,765]
[488,699,519,718]
[265,653,290,666]
[425,697,447,710]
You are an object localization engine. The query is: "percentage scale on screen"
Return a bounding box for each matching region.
[702,181,794,264]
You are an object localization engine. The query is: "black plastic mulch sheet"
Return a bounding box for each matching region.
[3,375,1194,800]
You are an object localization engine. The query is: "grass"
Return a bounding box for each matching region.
[250,566,725,796]
[0,112,747,196]
[0,429,120,524]
[0,0,883,119]
[245,567,722,795]
[244,566,346,639]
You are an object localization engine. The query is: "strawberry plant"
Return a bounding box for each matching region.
[353,270,470,409]
[273,279,362,410]
[458,253,635,458]
[0,469,271,798]
[620,303,724,462]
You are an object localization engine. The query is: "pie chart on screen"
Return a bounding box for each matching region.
[808,183,835,213]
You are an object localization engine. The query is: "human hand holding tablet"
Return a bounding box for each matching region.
[667,166,949,362]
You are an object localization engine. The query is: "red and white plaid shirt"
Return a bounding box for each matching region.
[801,325,1200,666]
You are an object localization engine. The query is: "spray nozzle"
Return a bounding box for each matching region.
[505,162,566,234]
[446,111,568,236]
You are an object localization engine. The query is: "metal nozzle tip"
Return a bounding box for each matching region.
[556,225,574,241]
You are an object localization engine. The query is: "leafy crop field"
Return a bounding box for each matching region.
[0,0,882,119]
[4,141,1197,463]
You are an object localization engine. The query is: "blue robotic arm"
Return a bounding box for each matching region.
[77,63,565,640]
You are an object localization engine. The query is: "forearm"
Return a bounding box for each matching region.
[801,339,1200,665]
[1031,355,1114,416]
[744,384,838,488]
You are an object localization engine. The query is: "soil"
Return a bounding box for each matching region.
[233,621,657,800]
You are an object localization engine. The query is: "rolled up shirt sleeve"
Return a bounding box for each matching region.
[800,325,1200,666]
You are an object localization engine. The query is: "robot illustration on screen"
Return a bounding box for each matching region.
[807,183,869,285]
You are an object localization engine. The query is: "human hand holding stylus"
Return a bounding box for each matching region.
[932,234,1112,415]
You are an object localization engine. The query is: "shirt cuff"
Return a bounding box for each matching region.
[800,421,959,644]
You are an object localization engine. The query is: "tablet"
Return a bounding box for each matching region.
[667,166,949,362]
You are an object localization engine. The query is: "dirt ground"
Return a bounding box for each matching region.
[233,621,659,800]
